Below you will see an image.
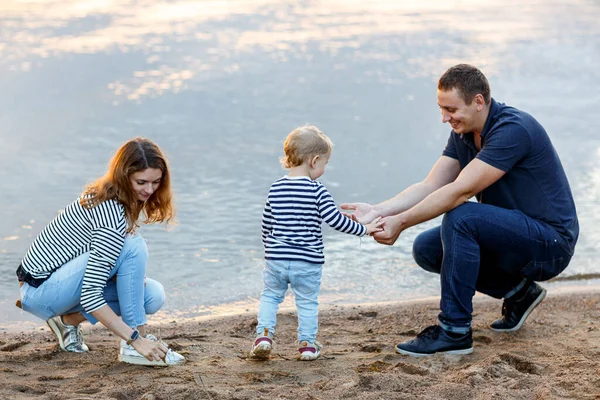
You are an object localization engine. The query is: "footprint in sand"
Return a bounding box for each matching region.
[0,341,29,352]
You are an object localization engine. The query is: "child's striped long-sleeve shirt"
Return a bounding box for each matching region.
[261,176,366,264]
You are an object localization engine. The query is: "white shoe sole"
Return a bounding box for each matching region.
[395,346,473,357]
[489,288,547,333]
[250,343,272,359]
[118,354,184,366]
[299,352,321,361]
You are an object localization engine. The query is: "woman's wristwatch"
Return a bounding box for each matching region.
[126,329,140,345]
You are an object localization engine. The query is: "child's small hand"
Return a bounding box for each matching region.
[365,216,384,236]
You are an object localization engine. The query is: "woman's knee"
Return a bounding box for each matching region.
[121,234,149,263]
[144,278,165,315]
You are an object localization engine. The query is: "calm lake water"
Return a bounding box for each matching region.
[1,0,599,327]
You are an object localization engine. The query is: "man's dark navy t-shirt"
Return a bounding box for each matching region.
[442,98,579,254]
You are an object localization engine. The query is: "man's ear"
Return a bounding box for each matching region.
[475,93,485,111]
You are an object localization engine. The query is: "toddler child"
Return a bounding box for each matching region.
[250,125,383,361]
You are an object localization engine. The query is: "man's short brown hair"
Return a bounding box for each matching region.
[438,64,491,106]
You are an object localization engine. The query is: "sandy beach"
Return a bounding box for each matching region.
[1,290,599,400]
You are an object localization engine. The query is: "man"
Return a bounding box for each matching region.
[342,64,578,356]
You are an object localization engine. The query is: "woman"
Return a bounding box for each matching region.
[16,137,184,366]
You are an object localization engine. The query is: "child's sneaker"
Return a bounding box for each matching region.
[250,328,273,360]
[298,340,322,361]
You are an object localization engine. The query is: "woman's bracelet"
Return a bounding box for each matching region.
[126,329,140,345]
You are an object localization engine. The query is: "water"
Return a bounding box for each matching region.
[1,0,599,326]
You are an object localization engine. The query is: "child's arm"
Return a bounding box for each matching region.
[317,184,382,236]
[261,200,273,245]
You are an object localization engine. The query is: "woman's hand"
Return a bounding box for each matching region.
[131,337,169,362]
[340,203,379,224]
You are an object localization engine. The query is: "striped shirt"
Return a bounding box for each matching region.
[262,176,366,264]
[21,197,127,313]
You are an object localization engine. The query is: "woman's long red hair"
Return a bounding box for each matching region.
[80,137,175,231]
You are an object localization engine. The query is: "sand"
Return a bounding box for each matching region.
[1,291,599,400]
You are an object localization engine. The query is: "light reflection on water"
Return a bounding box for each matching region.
[0,0,599,325]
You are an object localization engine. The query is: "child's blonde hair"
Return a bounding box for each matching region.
[280,125,333,169]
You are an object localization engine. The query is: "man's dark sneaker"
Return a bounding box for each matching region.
[395,325,473,357]
[490,281,547,332]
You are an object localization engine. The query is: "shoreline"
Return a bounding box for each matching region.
[3,281,600,334]
[1,289,600,399]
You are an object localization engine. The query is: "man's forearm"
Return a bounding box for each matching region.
[400,182,470,229]
[373,181,438,217]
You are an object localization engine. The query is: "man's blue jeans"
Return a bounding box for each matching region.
[20,234,165,328]
[257,259,323,343]
[412,202,572,334]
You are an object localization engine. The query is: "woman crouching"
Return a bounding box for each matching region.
[16,137,184,366]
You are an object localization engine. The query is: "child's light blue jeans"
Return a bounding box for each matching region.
[256,259,323,343]
[20,234,165,328]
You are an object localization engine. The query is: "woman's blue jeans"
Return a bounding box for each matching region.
[20,234,165,328]
[412,202,572,334]
[256,259,323,343]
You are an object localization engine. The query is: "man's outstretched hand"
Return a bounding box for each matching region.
[372,215,404,246]
[340,203,379,224]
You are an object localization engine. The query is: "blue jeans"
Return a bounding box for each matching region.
[412,202,572,334]
[20,234,165,328]
[256,259,323,343]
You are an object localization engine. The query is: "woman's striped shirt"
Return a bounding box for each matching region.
[21,198,127,313]
[262,176,366,264]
